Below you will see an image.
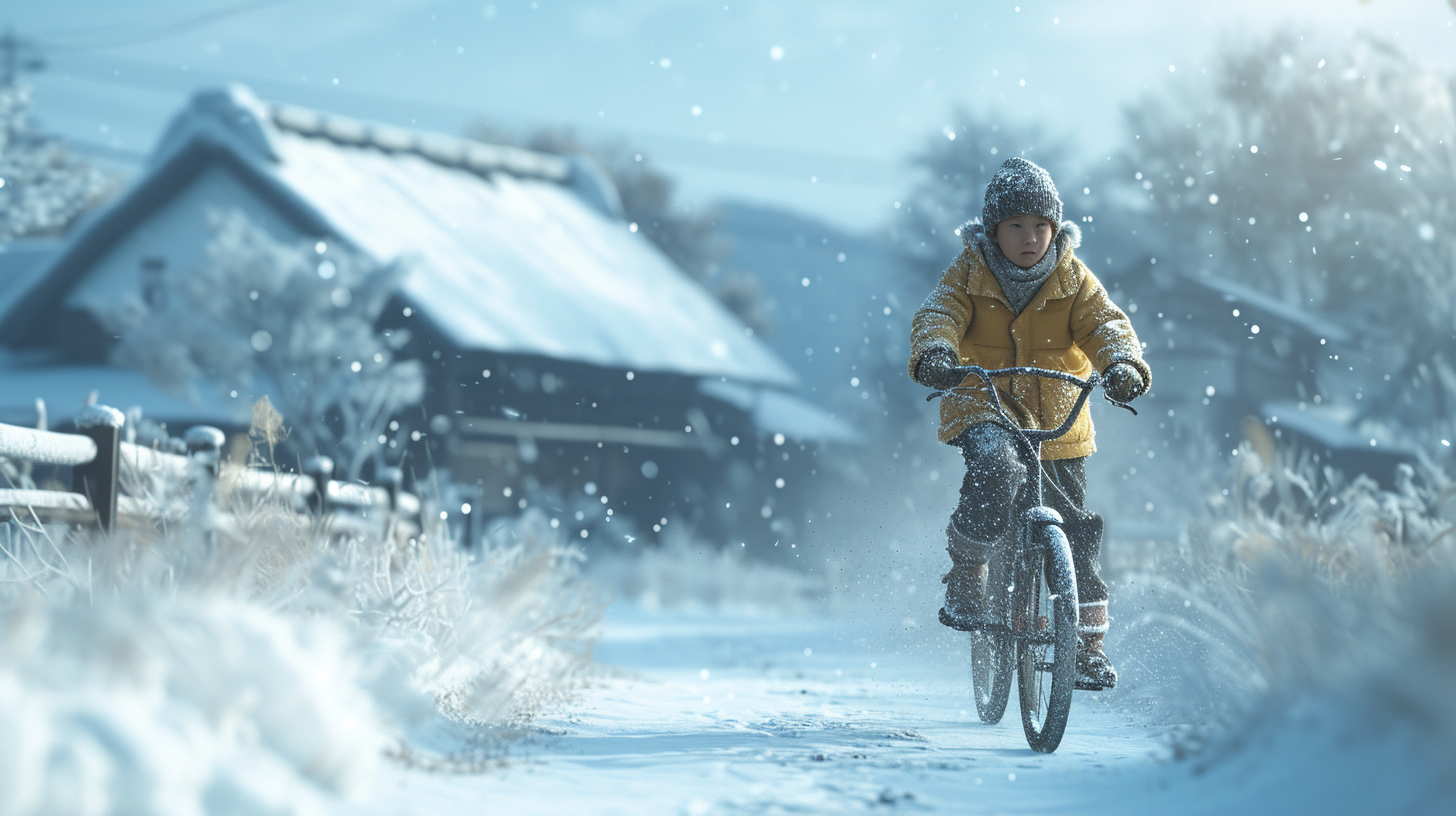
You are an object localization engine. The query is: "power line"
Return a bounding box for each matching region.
[40,51,906,187]
[32,1,291,53]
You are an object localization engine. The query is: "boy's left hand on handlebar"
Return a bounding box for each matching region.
[917,348,965,391]
[1101,363,1144,403]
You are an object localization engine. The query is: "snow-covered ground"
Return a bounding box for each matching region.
[5,456,1453,815]
[339,595,1453,816]
[344,602,1160,815]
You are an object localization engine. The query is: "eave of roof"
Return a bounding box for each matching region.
[1177,271,1352,345]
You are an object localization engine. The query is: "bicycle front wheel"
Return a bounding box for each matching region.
[970,548,1015,723]
[1017,523,1078,753]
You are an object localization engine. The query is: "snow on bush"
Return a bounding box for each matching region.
[1112,442,1456,784]
[424,510,603,728]
[0,459,600,814]
[109,210,425,481]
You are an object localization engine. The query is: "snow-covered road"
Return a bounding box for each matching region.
[343,598,1453,815]
[345,603,1178,815]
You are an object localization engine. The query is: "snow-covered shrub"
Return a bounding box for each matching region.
[430,510,603,726]
[109,210,424,480]
[1113,442,1456,782]
[0,449,600,814]
[0,83,110,242]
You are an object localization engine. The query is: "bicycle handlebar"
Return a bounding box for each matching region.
[926,364,1137,443]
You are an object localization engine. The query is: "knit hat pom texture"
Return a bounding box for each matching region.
[982,156,1063,231]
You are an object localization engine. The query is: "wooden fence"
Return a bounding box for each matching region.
[0,404,421,535]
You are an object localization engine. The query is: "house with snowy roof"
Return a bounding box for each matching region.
[1106,260,1415,486]
[0,84,854,545]
[1108,262,1350,418]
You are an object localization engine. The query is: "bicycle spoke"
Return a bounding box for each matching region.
[969,551,1015,724]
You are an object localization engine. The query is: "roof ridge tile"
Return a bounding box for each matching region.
[258,93,570,182]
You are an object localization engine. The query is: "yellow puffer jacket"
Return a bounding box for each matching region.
[907,225,1150,459]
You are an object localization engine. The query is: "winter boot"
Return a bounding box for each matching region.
[1075,633,1118,690]
[938,561,988,631]
[1075,600,1115,688]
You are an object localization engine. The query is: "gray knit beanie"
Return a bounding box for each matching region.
[982,157,1062,230]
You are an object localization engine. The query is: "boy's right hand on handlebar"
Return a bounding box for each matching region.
[1102,363,1145,403]
[917,348,964,390]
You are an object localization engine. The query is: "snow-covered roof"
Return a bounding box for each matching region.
[1179,271,1351,346]
[0,240,59,304]
[1259,400,1417,457]
[0,85,796,388]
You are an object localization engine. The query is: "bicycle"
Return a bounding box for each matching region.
[928,365,1135,753]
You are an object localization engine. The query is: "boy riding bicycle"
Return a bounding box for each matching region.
[907,157,1150,689]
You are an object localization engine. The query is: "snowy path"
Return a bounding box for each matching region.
[343,603,1175,815]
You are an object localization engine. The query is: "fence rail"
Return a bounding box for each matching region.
[0,489,162,523]
[0,423,98,466]
[0,405,420,534]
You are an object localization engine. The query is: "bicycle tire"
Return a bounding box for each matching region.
[1017,523,1078,753]
[970,552,1014,723]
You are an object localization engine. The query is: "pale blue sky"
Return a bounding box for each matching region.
[7,0,1456,229]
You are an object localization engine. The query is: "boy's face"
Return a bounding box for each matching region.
[993,214,1055,269]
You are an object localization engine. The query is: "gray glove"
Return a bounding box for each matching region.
[916,348,963,390]
[1103,362,1145,403]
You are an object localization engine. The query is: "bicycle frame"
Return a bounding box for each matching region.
[927,363,1132,524]
[930,364,1137,750]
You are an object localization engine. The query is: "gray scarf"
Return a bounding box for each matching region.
[963,220,1080,315]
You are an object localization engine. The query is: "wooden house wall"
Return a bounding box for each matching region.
[382,296,819,554]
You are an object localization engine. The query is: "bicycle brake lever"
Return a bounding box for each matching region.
[1103,393,1138,416]
[927,383,981,402]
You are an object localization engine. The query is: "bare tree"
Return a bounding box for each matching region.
[110,210,424,479]
[0,83,109,241]
[1120,32,1456,432]
[896,107,1069,281]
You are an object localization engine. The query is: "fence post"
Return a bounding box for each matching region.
[375,465,403,511]
[303,455,334,514]
[72,405,124,532]
[184,426,226,476]
[462,501,476,551]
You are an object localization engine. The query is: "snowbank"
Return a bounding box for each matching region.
[0,594,382,816]
[1109,443,1456,810]
[0,468,600,815]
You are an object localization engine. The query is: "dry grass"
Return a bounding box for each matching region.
[0,445,602,751]
[1112,441,1456,774]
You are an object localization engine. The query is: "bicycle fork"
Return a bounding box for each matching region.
[1011,506,1077,642]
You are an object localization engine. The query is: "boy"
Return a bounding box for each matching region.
[907,157,1149,689]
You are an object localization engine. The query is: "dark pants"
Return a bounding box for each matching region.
[947,423,1108,606]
